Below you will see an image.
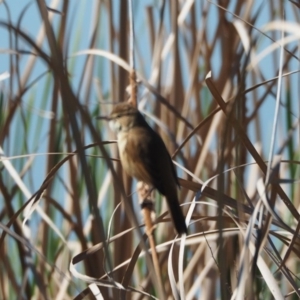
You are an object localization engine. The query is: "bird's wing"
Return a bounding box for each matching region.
[130,126,178,195]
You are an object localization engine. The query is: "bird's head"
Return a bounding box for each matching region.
[108,103,141,133]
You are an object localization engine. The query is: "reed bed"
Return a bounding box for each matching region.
[0,1,300,299]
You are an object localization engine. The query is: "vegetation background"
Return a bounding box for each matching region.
[0,0,300,299]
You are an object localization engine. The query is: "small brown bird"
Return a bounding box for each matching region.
[107,102,187,234]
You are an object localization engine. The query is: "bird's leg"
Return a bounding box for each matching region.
[137,182,156,235]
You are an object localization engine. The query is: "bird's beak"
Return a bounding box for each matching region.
[96,115,111,121]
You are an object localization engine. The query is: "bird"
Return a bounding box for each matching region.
[106,102,187,234]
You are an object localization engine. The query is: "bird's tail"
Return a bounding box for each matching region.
[166,196,187,234]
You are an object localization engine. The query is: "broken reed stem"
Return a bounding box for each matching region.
[137,182,166,299]
[127,3,164,294]
[129,70,137,107]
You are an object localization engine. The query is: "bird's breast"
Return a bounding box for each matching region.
[117,131,135,173]
[117,130,152,184]
[117,131,128,155]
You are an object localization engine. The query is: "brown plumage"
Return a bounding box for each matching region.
[108,102,187,234]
